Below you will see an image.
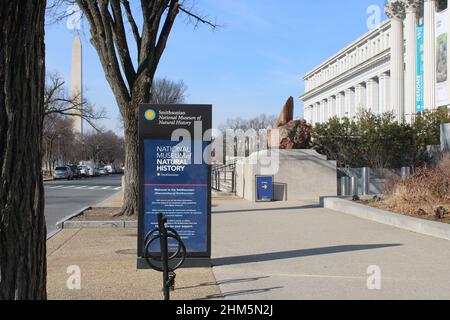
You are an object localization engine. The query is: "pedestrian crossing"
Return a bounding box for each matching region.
[44,185,121,191]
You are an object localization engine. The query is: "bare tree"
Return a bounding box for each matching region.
[117,77,188,127]
[50,0,217,216]
[151,78,187,104]
[83,130,125,164]
[220,114,278,132]
[42,115,81,172]
[0,1,47,299]
[45,73,106,132]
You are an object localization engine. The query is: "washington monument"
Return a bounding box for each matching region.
[71,34,83,136]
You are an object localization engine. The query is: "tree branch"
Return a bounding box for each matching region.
[76,0,131,106]
[178,4,219,29]
[109,0,137,89]
[121,0,141,55]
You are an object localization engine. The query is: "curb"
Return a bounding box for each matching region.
[46,228,61,240]
[63,220,137,229]
[322,197,450,241]
[46,206,91,240]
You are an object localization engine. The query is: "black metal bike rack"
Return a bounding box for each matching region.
[144,213,186,300]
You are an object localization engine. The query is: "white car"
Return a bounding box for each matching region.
[79,165,90,177]
[104,165,115,174]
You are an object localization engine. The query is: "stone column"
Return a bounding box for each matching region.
[307,105,313,124]
[366,78,380,114]
[423,0,437,110]
[315,102,321,125]
[404,1,422,123]
[304,106,309,123]
[321,99,328,123]
[345,88,355,118]
[329,96,336,119]
[385,0,406,122]
[337,92,345,118]
[379,73,391,114]
[355,83,367,114]
[335,93,341,119]
[345,88,356,119]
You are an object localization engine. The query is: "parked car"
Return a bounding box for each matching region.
[53,166,73,180]
[79,165,90,177]
[80,160,99,177]
[99,167,108,176]
[104,164,115,174]
[68,164,81,179]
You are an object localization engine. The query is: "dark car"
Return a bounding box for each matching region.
[68,164,81,179]
[53,166,73,180]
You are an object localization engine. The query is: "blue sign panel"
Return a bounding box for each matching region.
[256,175,273,202]
[138,104,212,263]
[143,139,208,253]
[416,23,425,112]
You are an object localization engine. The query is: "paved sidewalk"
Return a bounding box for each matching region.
[94,190,124,208]
[48,194,450,299]
[47,228,220,300]
[211,198,450,299]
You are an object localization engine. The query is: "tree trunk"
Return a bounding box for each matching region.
[0,1,47,299]
[120,103,140,216]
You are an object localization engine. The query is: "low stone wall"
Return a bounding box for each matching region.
[323,197,450,241]
[236,149,337,202]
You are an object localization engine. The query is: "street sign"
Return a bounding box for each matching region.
[138,104,212,267]
[255,175,274,202]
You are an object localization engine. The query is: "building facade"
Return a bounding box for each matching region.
[301,0,449,125]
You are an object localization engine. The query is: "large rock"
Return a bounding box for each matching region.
[269,119,313,149]
[275,96,294,127]
[269,97,313,149]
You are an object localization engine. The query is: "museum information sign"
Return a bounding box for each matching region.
[138,104,212,262]
[255,175,274,202]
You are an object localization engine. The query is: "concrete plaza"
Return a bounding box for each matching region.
[47,194,450,299]
[211,198,450,300]
[47,228,220,300]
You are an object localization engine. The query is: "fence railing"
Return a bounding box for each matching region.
[212,161,237,193]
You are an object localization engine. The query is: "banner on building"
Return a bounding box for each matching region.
[436,9,448,107]
[416,22,425,112]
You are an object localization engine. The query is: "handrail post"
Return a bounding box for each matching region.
[157,213,170,301]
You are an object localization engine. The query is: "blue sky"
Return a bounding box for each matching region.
[45,0,387,135]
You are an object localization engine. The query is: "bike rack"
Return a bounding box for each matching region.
[143,213,186,300]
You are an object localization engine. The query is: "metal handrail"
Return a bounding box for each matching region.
[212,160,237,193]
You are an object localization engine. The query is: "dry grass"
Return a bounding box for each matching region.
[72,207,136,221]
[367,156,450,223]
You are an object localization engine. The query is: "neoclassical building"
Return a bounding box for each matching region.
[301,0,449,125]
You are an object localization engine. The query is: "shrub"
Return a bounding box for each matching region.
[380,155,450,216]
[312,108,450,169]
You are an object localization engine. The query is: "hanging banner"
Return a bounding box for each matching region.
[416,22,425,112]
[436,9,448,107]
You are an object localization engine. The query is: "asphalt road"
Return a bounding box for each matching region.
[44,174,123,237]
